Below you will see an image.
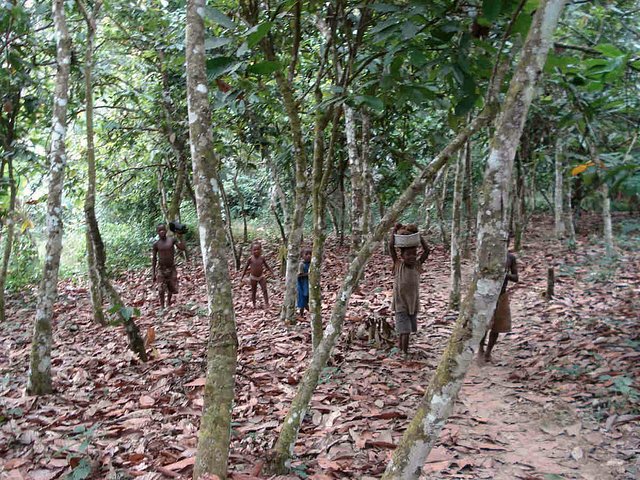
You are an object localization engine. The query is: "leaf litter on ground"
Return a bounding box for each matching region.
[0,214,638,479]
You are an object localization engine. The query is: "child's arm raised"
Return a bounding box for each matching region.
[389,224,400,264]
[419,236,430,263]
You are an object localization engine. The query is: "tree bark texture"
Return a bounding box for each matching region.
[81,0,105,326]
[449,145,464,310]
[186,1,238,478]
[436,165,450,249]
[601,182,614,256]
[563,173,576,245]
[554,136,566,239]
[268,101,499,474]
[26,0,71,395]
[344,104,365,257]
[0,92,19,322]
[361,109,372,236]
[382,2,566,477]
[462,137,474,257]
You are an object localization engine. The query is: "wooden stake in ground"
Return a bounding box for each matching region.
[382,1,567,478]
[186,0,238,478]
[26,0,71,395]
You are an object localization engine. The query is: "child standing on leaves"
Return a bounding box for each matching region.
[389,224,430,355]
[152,224,186,308]
[241,241,274,309]
[297,248,312,317]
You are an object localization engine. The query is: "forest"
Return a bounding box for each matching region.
[1,0,639,479]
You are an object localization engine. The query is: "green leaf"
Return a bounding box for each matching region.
[369,3,400,13]
[246,22,273,48]
[354,95,384,112]
[482,0,501,21]
[205,6,237,30]
[401,21,418,40]
[454,94,478,116]
[204,37,232,50]
[206,56,237,78]
[594,44,623,58]
[246,60,281,75]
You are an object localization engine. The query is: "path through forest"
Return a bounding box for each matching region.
[0,215,638,479]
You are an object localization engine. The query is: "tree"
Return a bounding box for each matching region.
[26,0,71,395]
[185,0,238,477]
[382,0,567,477]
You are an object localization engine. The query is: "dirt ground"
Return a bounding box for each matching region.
[1,214,638,479]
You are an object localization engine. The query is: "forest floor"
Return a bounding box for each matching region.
[1,214,639,480]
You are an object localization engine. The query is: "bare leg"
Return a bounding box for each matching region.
[484,331,499,362]
[167,292,173,307]
[250,280,258,308]
[259,278,269,308]
[400,333,410,354]
[159,287,165,308]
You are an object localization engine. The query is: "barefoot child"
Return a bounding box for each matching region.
[152,224,186,308]
[389,224,430,354]
[479,250,518,363]
[241,241,274,309]
[297,248,312,317]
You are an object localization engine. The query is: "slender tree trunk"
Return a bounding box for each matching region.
[0,93,19,323]
[563,172,576,245]
[345,104,365,257]
[462,137,473,258]
[449,145,464,310]
[382,2,566,477]
[422,168,445,234]
[361,109,372,236]
[601,182,614,256]
[436,165,450,248]
[268,99,499,473]
[513,150,526,251]
[27,0,71,395]
[554,136,566,239]
[81,0,105,326]
[186,1,238,478]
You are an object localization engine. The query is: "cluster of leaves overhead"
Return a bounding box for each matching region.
[533,0,640,203]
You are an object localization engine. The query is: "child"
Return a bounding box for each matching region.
[479,250,518,364]
[297,248,312,317]
[241,241,274,309]
[389,223,430,355]
[152,223,186,308]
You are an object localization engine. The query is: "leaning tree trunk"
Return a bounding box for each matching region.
[449,144,465,310]
[267,98,500,473]
[81,0,105,326]
[382,2,566,477]
[554,136,566,239]
[27,0,71,395]
[186,1,238,478]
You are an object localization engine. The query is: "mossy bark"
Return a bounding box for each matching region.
[345,105,365,256]
[27,0,71,395]
[382,1,566,477]
[268,103,498,474]
[186,1,238,478]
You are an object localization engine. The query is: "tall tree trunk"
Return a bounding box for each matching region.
[513,150,526,251]
[382,2,566,477]
[81,0,105,326]
[436,165,450,248]
[601,182,614,256]
[345,105,365,257]
[361,109,372,236]
[186,1,238,478]
[27,0,71,395]
[0,92,19,323]
[449,145,464,310]
[554,136,566,239]
[462,137,473,258]
[563,172,576,245]
[268,99,499,473]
